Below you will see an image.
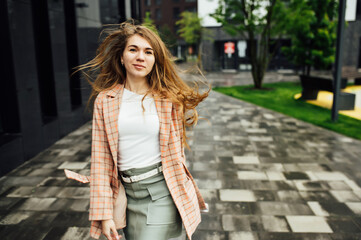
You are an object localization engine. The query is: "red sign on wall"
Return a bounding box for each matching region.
[224,42,235,54]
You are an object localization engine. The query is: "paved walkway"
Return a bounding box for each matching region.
[1,73,361,239]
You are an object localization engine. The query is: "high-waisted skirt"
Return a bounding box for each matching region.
[121,162,182,240]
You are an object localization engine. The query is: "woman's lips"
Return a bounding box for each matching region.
[133,64,145,69]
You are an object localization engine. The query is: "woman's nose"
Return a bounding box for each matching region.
[136,51,145,61]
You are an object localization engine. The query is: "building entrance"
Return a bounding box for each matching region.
[221,41,238,70]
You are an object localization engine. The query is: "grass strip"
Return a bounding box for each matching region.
[213,82,361,140]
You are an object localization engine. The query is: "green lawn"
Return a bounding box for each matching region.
[213,82,361,140]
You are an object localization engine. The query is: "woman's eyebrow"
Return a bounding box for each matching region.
[128,45,153,51]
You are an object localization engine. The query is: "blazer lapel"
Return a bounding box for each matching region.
[104,84,124,169]
[154,94,172,158]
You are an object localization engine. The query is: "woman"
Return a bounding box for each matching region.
[65,22,209,240]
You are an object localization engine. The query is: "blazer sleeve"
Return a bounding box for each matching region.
[173,103,185,158]
[89,95,114,221]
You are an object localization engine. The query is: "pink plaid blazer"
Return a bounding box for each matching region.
[65,83,206,239]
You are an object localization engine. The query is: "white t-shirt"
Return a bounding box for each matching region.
[117,88,162,171]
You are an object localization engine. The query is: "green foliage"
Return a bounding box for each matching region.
[282,0,338,75]
[159,25,177,48]
[211,0,289,88]
[214,82,361,140]
[176,11,213,70]
[176,11,203,45]
[211,0,287,37]
[142,12,159,35]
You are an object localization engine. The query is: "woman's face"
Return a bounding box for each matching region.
[122,34,155,81]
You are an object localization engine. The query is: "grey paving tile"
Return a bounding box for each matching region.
[261,215,290,232]
[253,190,277,201]
[68,199,90,212]
[299,191,338,202]
[317,202,354,216]
[214,202,251,215]
[199,189,219,202]
[230,232,259,240]
[307,201,330,216]
[345,202,361,214]
[198,214,223,231]
[326,217,361,233]
[59,227,92,240]
[330,190,360,202]
[58,161,88,170]
[0,197,22,210]
[192,230,227,240]
[233,156,260,164]
[56,187,90,199]
[0,225,50,240]
[266,171,286,181]
[220,189,256,202]
[253,202,312,216]
[17,198,71,211]
[327,181,352,191]
[222,215,261,231]
[276,190,304,203]
[51,212,89,227]
[0,176,45,187]
[286,216,333,233]
[237,171,268,180]
[0,211,33,225]
[257,232,332,240]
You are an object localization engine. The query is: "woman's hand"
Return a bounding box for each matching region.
[101,219,121,240]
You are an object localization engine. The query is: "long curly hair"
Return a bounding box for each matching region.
[76,21,210,148]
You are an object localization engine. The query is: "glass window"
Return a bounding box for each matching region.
[156,0,161,5]
[173,7,180,19]
[145,0,151,7]
[185,0,196,2]
[357,0,361,20]
[173,0,180,2]
[156,8,162,20]
[186,7,196,13]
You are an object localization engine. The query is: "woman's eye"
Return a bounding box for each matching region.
[130,48,136,52]
[146,51,153,55]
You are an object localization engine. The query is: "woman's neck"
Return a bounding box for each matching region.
[124,77,149,95]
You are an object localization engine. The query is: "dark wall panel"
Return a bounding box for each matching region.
[7,0,44,160]
[48,0,85,138]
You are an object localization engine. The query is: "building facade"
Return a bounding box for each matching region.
[140,0,197,57]
[0,0,139,176]
[199,0,361,72]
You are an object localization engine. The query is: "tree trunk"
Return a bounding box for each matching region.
[247,0,277,89]
[249,36,268,89]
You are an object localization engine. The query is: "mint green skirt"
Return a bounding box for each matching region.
[121,162,182,240]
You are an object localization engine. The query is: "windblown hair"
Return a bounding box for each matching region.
[76,21,210,148]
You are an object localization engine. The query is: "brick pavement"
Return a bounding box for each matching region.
[1,72,361,239]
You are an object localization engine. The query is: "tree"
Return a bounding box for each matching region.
[159,24,177,50]
[282,0,338,76]
[176,11,207,70]
[142,11,158,35]
[211,0,288,89]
